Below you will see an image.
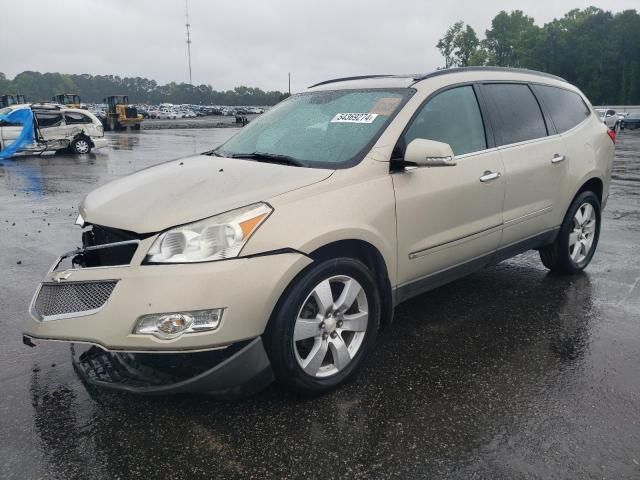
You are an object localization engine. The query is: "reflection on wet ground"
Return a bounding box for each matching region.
[1,129,639,479]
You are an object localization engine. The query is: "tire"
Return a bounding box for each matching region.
[133,123,141,130]
[70,137,92,155]
[265,257,381,395]
[539,191,601,274]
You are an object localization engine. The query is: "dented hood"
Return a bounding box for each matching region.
[80,155,334,233]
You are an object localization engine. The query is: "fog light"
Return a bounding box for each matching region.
[134,309,223,339]
[158,314,191,335]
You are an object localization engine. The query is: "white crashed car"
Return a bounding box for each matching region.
[0,104,108,156]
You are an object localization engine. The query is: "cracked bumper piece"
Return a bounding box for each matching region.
[71,337,274,397]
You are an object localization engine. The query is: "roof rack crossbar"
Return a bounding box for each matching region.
[412,66,566,83]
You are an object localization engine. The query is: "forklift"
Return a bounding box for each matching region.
[102,95,143,131]
[0,94,27,108]
[51,93,82,108]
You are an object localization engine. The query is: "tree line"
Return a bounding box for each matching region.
[436,7,640,105]
[0,71,288,106]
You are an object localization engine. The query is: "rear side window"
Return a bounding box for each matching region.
[482,84,547,146]
[35,112,63,128]
[65,112,93,125]
[404,85,486,156]
[532,85,590,133]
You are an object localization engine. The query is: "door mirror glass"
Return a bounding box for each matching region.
[404,138,456,167]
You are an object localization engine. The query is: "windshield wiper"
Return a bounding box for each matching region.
[202,149,224,157]
[228,152,306,167]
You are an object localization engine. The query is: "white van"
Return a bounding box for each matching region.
[0,104,108,156]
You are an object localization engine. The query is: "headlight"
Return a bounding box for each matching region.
[145,203,272,263]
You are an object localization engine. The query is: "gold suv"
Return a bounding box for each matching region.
[24,67,615,397]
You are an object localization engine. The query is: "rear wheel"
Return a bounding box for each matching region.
[539,191,601,273]
[265,258,380,395]
[70,137,91,154]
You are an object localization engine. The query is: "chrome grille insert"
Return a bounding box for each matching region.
[33,281,118,321]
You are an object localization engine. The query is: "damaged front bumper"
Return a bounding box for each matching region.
[23,226,312,394]
[24,235,310,351]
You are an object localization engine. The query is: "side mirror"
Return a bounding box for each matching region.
[403,138,456,167]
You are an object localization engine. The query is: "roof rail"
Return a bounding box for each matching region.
[308,75,395,88]
[412,66,566,83]
[30,102,63,110]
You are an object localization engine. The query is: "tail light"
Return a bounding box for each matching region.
[607,128,616,144]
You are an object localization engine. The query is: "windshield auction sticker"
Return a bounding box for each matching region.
[331,113,379,123]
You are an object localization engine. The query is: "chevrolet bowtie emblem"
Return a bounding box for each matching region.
[53,271,72,282]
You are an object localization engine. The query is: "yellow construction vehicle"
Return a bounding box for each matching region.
[0,94,27,108]
[51,93,82,108]
[103,95,143,131]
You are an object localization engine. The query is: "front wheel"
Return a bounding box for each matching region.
[265,258,380,395]
[539,191,601,273]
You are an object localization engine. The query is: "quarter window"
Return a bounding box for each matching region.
[404,86,486,156]
[482,84,547,146]
[532,85,590,133]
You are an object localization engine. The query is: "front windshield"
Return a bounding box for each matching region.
[216,89,412,168]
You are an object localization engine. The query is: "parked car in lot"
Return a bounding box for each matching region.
[1,104,107,155]
[621,113,640,130]
[23,67,614,397]
[596,108,618,130]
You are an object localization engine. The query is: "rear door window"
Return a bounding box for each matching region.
[482,83,547,146]
[532,85,590,133]
[404,85,486,156]
[35,112,63,128]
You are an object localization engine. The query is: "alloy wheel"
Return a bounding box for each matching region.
[74,139,90,154]
[293,275,369,378]
[569,202,597,263]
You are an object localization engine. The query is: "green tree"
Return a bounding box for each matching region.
[484,10,538,67]
[0,71,286,105]
[437,21,464,68]
[454,25,481,66]
[435,7,640,104]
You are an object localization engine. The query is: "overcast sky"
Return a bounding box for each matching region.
[0,0,637,92]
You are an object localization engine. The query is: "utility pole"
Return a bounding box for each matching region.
[288,72,291,96]
[185,0,193,85]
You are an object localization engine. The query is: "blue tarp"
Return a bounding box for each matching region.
[0,106,35,159]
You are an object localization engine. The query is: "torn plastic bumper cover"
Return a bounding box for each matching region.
[68,337,274,398]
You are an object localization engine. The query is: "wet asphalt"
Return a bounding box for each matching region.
[1,126,639,479]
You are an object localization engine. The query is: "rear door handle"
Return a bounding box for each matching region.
[479,171,501,183]
[551,154,565,164]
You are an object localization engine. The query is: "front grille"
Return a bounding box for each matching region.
[33,281,117,319]
[125,106,138,118]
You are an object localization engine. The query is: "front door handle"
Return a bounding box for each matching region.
[479,171,501,183]
[551,154,566,164]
